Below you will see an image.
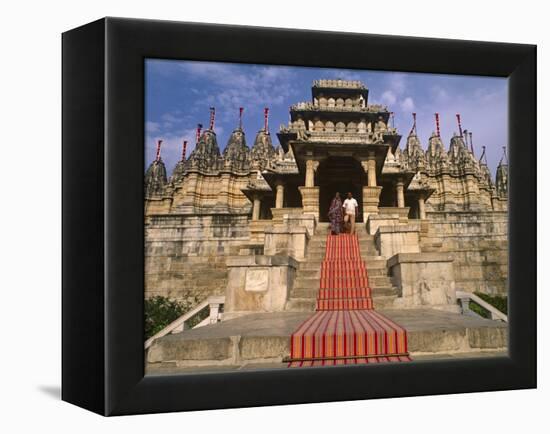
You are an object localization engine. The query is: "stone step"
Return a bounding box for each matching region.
[295,266,387,279]
[285,298,316,311]
[294,275,391,289]
[307,246,379,255]
[291,285,397,299]
[146,309,508,370]
[297,257,386,270]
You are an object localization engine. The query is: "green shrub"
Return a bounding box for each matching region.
[144,296,188,339]
[468,292,508,318]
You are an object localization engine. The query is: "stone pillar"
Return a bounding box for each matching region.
[305,159,319,187]
[362,186,383,223]
[418,196,426,220]
[361,154,381,222]
[367,152,376,187]
[396,179,405,208]
[252,196,261,220]
[299,186,320,220]
[275,181,285,209]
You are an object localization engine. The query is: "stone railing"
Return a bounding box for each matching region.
[144,295,225,349]
[456,290,508,322]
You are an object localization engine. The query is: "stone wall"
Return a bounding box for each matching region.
[422,211,508,295]
[145,214,250,303]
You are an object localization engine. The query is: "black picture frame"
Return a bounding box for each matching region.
[62,17,536,416]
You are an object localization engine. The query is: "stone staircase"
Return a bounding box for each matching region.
[285,223,398,311]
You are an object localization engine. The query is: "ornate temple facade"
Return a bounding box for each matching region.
[144,79,508,316]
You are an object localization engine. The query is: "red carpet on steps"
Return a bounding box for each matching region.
[287,233,411,367]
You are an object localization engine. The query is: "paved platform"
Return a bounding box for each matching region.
[146,308,507,373]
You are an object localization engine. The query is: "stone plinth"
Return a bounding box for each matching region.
[375,224,421,258]
[299,186,319,220]
[388,253,459,312]
[367,215,400,235]
[378,206,410,221]
[270,207,304,222]
[264,224,309,260]
[248,220,272,245]
[224,255,298,318]
[362,186,383,222]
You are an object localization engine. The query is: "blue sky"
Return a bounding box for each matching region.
[145,59,507,176]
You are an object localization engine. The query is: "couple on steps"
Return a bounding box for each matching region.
[328,191,358,235]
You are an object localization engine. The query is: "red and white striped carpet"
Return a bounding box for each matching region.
[288,234,411,367]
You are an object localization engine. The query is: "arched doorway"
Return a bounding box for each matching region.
[316,157,366,222]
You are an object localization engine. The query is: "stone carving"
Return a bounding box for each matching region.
[188,130,221,171]
[144,158,167,197]
[222,127,250,171]
[250,129,276,170]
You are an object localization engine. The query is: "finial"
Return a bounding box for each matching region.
[434,113,441,137]
[469,131,475,155]
[155,140,163,161]
[464,129,469,146]
[409,112,417,136]
[209,107,216,130]
[239,107,244,129]
[479,145,487,164]
[196,123,203,143]
[264,107,269,134]
[500,146,508,165]
[182,140,187,160]
[390,112,395,128]
[456,114,463,138]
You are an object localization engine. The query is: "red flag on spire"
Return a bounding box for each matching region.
[434,113,441,137]
[410,112,417,136]
[155,140,163,161]
[209,107,216,130]
[182,140,187,160]
[239,107,244,129]
[456,113,463,137]
[196,123,203,143]
[264,107,269,133]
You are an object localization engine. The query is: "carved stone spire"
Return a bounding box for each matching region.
[478,145,493,186]
[171,140,188,184]
[495,147,508,197]
[403,130,425,170]
[425,131,447,171]
[250,128,276,170]
[222,127,249,170]
[188,129,221,171]
[145,158,167,197]
[448,133,478,173]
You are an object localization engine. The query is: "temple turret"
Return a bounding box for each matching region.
[478,146,493,186]
[188,129,221,171]
[223,127,249,170]
[250,128,275,170]
[425,132,447,170]
[145,140,167,196]
[402,118,425,171]
[171,140,188,184]
[495,147,508,197]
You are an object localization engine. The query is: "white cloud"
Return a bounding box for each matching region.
[146,121,160,134]
[381,90,397,105]
[400,97,415,111]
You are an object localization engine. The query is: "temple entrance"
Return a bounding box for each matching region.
[317,157,366,223]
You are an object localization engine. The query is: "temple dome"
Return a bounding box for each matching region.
[250,129,275,169]
[188,130,221,170]
[223,128,249,167]
[144,158,167,196]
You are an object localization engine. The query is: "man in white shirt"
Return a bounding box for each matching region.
[342,192,358,234]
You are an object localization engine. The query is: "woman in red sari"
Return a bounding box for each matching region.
[328,192,343,235]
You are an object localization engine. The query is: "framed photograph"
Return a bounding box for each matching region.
[62,17,536,415]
